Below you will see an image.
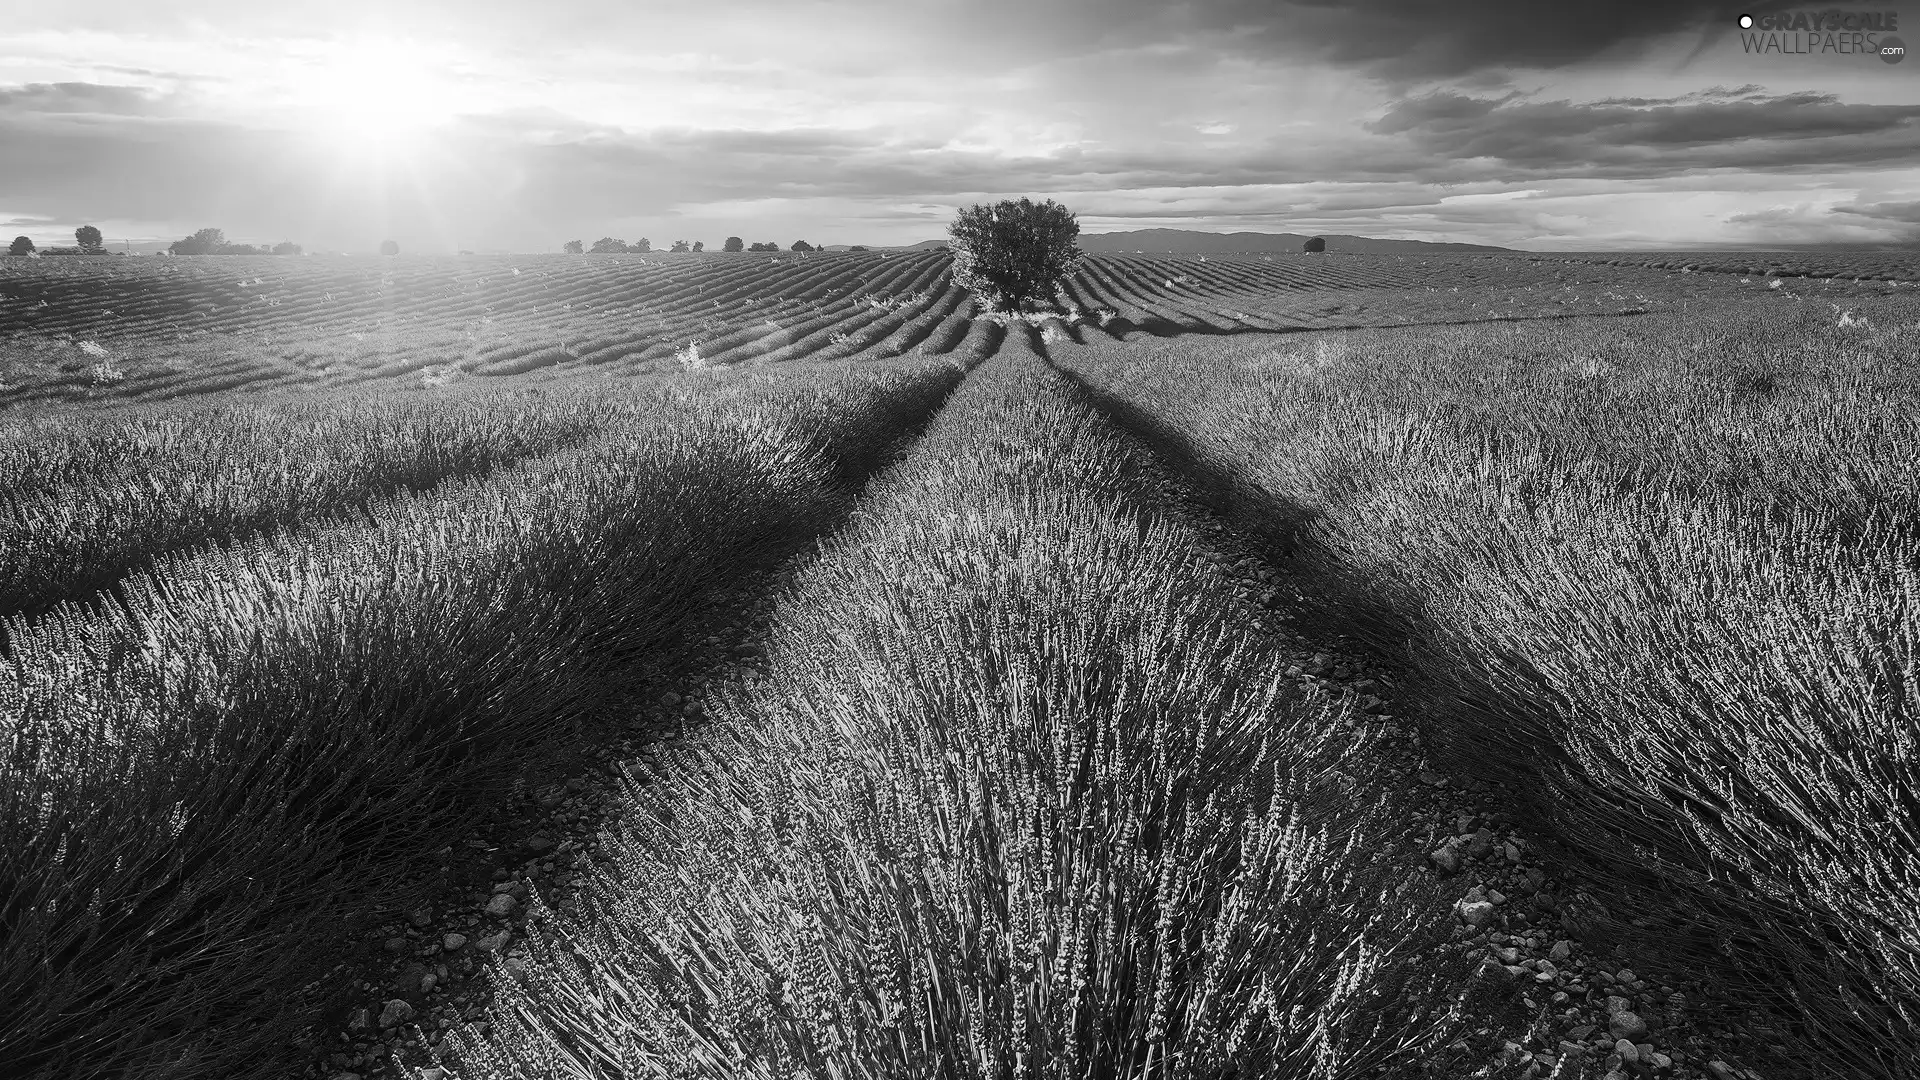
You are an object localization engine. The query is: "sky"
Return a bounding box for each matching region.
[1,0,1917,253]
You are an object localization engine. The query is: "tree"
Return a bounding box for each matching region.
[946,197,1083,313]
[1303,236,1326,253]
[380,239,400,256]
[74,225,103,253]
[8,236,32,256]
[564,239,584,254]
[691,240,704,252]
[169,227,227,256]
[790,240,813,252]
[749,242,776,252]
[632,238,651,253]
[590,237,627,254]
[670,240,690,253]
[849,245,869,252]
[723,236,744,252]
[272,241,303,256]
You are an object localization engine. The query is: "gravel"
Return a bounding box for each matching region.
[378,1000,415,1028]
[1611,1010,1652,1042]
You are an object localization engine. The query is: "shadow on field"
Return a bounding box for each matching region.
[1087,305,1663,343]
[1028,327,1899,1079]
[291,356,981,1080]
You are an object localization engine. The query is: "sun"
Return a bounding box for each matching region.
[281,38,467,151]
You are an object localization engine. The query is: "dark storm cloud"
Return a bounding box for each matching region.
[1272,0,1807,77]
[1365,89,1920,175]
[970,0,1810,78]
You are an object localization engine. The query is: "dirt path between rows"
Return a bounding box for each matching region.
[294,411,958,1080]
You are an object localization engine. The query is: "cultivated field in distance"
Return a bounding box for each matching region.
[6,249,1911,407]
[3,249,1918,1080]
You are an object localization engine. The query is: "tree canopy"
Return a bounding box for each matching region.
[168,228,228,256]
[946,197,1084,313]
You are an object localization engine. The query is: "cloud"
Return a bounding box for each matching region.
[731,0,1821,81]
[998,0,1815,79]
[5,80,1912,252]
[1291,0,1838,79]
[0,81,169,115]
[1719,199,1920,244]
[1365,88,1920,176]
[3,3,1917,254]
[1828,199,1920,241]
[1833,198,1920,224]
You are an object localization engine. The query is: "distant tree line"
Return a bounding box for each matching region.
[565,236,853,254]
[162,228,310,256]
[4,223,412,257]
[573,238,653,254]
[9,224,123,256]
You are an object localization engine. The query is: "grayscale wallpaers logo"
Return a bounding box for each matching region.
[1736,10,1905,61]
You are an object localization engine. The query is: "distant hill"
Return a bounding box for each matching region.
[890,230,1512,254]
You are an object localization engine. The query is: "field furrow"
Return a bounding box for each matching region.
[437,335,1468,1080]
[0,358,966,1080]
[1056,292,1920,1080]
